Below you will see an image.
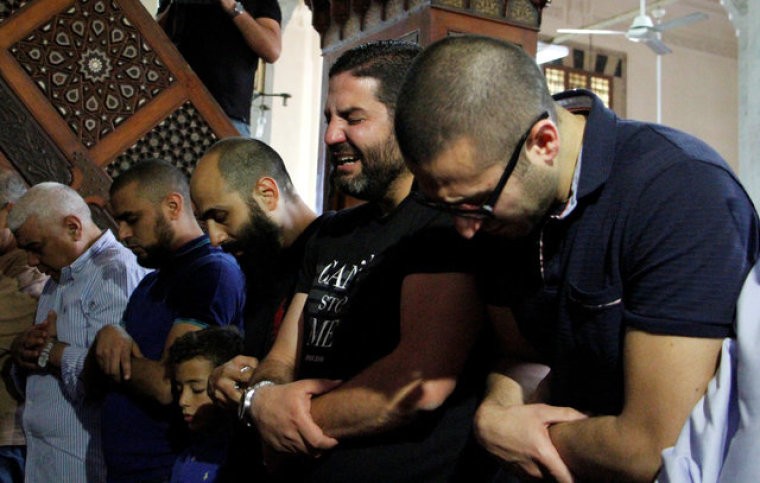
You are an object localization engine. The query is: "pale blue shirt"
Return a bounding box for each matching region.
[658,261,760,482]
[19,230,148,482]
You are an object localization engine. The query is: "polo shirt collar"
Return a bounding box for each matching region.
[163,234,210,272]
[553,89,617,201]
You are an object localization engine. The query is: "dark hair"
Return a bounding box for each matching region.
[395,35,556,169]
[168,326,243,369]
[206,137,296,199]
[329,40,422,115]
[109,159,191,203]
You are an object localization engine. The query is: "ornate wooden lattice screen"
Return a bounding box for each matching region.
[305,0,549,210]
[0,0,236,227]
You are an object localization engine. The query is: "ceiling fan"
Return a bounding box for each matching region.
[556,0,708,55]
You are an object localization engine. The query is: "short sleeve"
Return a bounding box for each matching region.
[242,0,281,22]
[174,254,246,331]
[622,161,759,337]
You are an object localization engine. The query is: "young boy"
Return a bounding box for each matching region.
[168,327,243,482]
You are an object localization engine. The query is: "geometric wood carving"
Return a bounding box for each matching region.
[0,75,73,185]
[0,0,237,227]
[0,0,31,24]
[10,0,175,148]
[107,101,218,178]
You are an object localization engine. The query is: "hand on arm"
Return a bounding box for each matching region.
[308,272,483,439]
[548,329,723,481]
[124,321,201,405]
[473,305,585,482]
[246,293,338,454]
[207,355,259,408]
[94,324,135,382]
[11,310,56,371]
[474,371,586,483]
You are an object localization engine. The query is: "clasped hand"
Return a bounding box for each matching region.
[474,401,587,482]
[11,310,56,370]
[207,355,259,408]
[93,324,141,382]
[250,379,341,456]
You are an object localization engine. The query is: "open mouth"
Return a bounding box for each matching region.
[332,154,362,174]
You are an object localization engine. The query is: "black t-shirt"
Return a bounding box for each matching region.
[157,0,282,123]
[243,214,329,358]
[290,196,491,482]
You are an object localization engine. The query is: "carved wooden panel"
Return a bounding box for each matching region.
[0,0,31,23]
[108,101,219,178]
[0,0,236,227]
[10,0,176,148]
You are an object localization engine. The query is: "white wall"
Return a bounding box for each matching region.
[588,34,739,170]
[542,6,740,172]
[268,0,323,211]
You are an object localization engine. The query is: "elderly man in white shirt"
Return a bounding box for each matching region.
[8,182,147,482]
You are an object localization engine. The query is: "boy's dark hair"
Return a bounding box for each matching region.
[168,326,243,369]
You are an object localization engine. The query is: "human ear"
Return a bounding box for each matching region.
[253,177,280,212]
[527,120,560,166]
[163,193,184,220]
[62,215,83,241]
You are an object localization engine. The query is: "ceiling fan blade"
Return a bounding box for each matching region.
[556,28,626,35]
[643,37,673,55]
[654,12,708,32]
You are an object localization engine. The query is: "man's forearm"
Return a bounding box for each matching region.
[549,415,661,482]
[310,356,454,439]
[123,357,173,405]
[250,357,295,387]
[232,15,280,63]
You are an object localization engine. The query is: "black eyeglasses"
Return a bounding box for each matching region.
[415,111,550,220]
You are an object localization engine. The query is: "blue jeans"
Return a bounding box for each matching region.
[231,118,250,137]
[0,446,25,483]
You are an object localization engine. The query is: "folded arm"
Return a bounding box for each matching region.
[548,328,722,481]
[473,306,583,483]
[309,272,483,438]
[123,321,202,405]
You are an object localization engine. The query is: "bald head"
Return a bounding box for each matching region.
[396,35,556,170]
[196,137,296,202]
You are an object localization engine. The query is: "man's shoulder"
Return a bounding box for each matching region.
[183,243,242,278]
[88,234,146,279]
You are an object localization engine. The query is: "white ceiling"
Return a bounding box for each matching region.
[541,0,737,58]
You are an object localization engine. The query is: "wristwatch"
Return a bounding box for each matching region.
[230,1,245,18]
[238,380,275,427]
[37,340,55,370]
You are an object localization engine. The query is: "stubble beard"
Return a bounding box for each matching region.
[137,213,175,268]
[331,134,406,202]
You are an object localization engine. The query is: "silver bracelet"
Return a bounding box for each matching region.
[238,380,275,427]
